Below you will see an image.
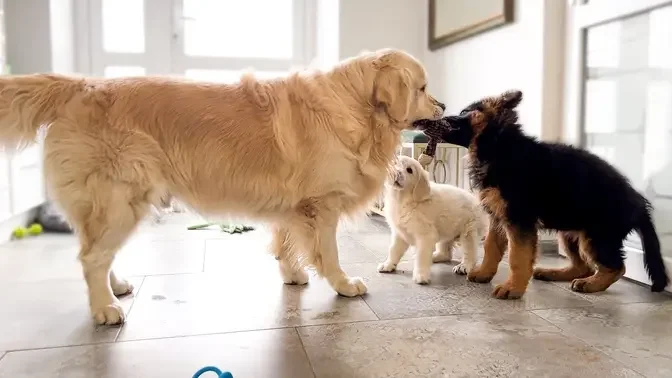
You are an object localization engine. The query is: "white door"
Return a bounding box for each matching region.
[565,0,672,290]
[81,0,312,80]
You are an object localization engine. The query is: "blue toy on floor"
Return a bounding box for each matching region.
[193,366,233,378]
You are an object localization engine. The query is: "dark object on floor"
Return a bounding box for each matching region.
[35,202,73,233]
[418,89,669,298]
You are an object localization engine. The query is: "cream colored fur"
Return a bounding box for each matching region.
[379,156,486,284]
[0,49,443,325]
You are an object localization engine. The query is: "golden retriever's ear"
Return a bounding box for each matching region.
[373,66,412,123]
[371,50,413,123]
[412,170,431,202]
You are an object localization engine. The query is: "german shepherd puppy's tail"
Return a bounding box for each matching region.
[636,206,669,292]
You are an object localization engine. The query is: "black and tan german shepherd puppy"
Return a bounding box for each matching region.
[415,90,669,299]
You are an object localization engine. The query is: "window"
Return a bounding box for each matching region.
[182,0,293,59]
[79,0,313,79]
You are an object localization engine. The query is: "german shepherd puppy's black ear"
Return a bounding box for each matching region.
[501,90,523,109]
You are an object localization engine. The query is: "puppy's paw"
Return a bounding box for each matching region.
[377,260,397,273]
[91,300,126,326]
[570,277,609,293]
[413,269,431,285]
[333,276,367,297]
[432,251,452,263]
[467,267,495,283]
[453,262,473,275]
[492,282,525,300]
[111,278,134,297]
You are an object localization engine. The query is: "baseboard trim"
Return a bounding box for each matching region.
[623,246,672,293]
[539,239,559,255]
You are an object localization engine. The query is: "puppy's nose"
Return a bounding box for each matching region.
[437,102,446,111]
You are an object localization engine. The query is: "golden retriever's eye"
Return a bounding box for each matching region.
[406,167,413,174]
[420,85,426,92]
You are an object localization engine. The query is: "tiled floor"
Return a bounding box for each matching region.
[0,213,670,377]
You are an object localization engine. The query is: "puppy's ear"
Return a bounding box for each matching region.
[412,170,431,202]
[500,90,522,109]
[373,53,412,123]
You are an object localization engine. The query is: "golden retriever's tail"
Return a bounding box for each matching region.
[0,74,84,150]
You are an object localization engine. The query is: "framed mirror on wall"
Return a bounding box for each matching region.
[428,0,514,50]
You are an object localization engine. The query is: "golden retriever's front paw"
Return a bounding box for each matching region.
[333,276,367,297]
[492,282,526,300]
[413,269,431,285]
[377,260,397,273]
[91,300,126,326]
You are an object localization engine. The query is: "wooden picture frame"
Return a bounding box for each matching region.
[428,0,514,51]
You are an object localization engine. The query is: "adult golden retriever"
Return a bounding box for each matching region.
[0,49,444,325]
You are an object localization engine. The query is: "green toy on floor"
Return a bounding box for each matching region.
[187,222,254,234]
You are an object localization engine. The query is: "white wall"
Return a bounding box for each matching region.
[337,0,424,60]
[422,0,566,140]
[5,0,76,74]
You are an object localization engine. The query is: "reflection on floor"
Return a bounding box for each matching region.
[0,213,670,377]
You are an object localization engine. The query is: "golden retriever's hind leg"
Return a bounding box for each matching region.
[66,183,148,325]
[291,198,366,297]
[431,240,453,264]
[271,227,309,285]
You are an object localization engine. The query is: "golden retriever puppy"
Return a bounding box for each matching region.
[378,156,486,284]
[0,49,444,325]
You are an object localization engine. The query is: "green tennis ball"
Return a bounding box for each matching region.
[28,223,43,235]
[12,227,27,239]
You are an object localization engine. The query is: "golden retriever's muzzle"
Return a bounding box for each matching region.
[430,96,446,112]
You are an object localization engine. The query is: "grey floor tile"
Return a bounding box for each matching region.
[342,261,593,319]
[114,238,206,276]
[0,328,314,378]
[533,302,672,378]
[336,235,380,264]
[117,271,377,341]
[298,312,641,378]
[0,278,142,351]
[0,234,81,284]
[204,232,378,276]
